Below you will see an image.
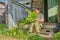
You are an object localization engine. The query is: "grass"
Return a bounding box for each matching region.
[0,24,46,40]
[0,24,60,40]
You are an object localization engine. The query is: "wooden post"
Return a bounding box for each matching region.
[8,0,14,29]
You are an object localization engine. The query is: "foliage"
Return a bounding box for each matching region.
[48,15,57,23]
[6,28,27,37]
[0,24,45,40]
[0,24,8,35]
[19,9,38,26]
[54,32,60,40]
[0,24,7,30]
[28,34,45,40]
[6,27,45,40]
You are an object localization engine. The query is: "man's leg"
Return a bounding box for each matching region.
[35,22,40,33]
[29,23,34,33]
[39,23,43,31]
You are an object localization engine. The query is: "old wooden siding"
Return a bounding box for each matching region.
[32,0,43,9]
[0,3,5,23]
[0,9,5,23]
[58,0,60,13]
[58,0,60,22]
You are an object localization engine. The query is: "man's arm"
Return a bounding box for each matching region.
[36,14,44,22]
[36,18,44,22]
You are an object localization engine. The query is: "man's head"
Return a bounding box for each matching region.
[35,8,40,14]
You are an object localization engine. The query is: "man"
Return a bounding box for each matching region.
[29,8,44,33]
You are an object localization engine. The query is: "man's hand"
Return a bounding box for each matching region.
[36,19,44,23]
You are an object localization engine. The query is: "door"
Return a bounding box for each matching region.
[44,0,48,22]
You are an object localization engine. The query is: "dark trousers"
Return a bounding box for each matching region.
[54,23,60,33]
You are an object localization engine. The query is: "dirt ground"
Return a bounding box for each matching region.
[0,35,17,40]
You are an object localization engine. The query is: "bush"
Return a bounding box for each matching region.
[0,24,7,30]
[28,34,45,40]
[0,26,45,40]
[6,27,45,40]
[0,24,8,35]
[54,32,60,40]
[6,27,27,38]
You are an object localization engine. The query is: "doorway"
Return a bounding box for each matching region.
[44,0,48,22]
[44,0,58,23]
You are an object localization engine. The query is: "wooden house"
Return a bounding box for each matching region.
[7,0,60,29]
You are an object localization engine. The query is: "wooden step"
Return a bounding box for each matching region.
[44,25,56,29]
[39,28,54,38]
[39,34,53,38]
[40,29,53,36]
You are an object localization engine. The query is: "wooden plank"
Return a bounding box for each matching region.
[32,0,41,9]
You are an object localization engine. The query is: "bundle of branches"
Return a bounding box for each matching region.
[20,9,38,25]
[12,0,38,26]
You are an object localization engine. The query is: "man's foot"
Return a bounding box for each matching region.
[28,31,32,33]
[36,32,40,35]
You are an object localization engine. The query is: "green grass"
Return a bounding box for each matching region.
[0,24,45,40]
[1,24,60,40]
[54,32,60,40]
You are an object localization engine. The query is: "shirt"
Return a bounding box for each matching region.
[37,13,44,20]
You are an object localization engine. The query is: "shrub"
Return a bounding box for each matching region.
[6,27,45,40]
[0,24,7,30]
[0,24,8,35]
[6,27,27,38]
[28,34,45,40]
[0,25,45,40]
[54,32,60,40]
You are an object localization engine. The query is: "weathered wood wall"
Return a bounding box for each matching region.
[32,0,42,9]
[58,0,60,13]
[58,0,60,22]
[0,3,5,23]
[0,9,5,23]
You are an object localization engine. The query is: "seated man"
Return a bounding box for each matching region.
[29,8,44,33]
